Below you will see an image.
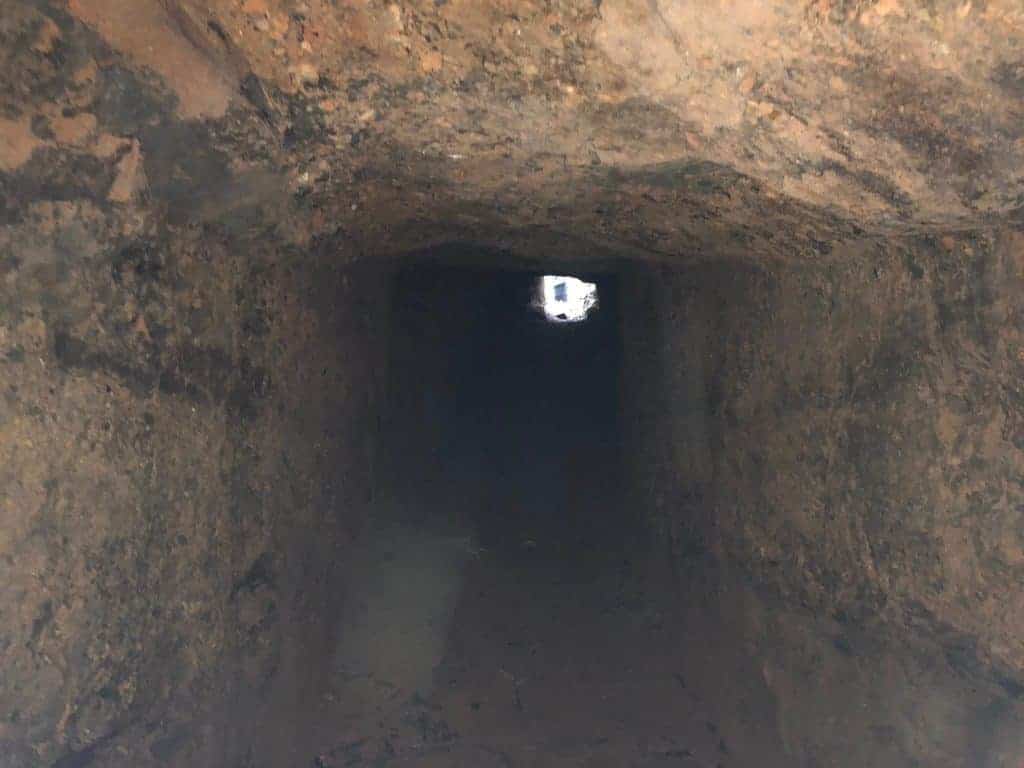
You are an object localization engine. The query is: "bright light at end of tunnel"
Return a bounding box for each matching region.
[535,275,598,323]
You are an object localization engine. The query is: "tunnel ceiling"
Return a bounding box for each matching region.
[4,0,1023,263]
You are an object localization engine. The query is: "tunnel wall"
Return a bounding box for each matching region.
[621,230,1024,756]
[0,217,390,765]
[381,263,488,509]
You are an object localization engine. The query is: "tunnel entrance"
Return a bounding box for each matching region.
[533,274,600,323]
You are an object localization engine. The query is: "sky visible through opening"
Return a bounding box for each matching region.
[535,275,598,322]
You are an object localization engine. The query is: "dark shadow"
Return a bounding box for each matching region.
[381,256,632,568]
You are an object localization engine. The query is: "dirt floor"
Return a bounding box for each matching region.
[319,377,748,767]
[323,534,741,767]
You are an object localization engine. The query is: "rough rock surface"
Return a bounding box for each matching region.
[1,0,1024,765]
[621,231,1024,763]
[627,229,1024,676]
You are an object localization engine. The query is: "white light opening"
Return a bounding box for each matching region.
[534,275,599,323]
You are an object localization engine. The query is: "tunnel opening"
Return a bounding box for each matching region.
[532,274,600,323]
[378,256,632,560]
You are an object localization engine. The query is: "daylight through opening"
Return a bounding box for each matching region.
[534,275,599,323]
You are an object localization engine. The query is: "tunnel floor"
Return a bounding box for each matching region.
[327,547,748,767]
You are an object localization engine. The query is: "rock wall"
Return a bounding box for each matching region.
[0,215,390,766]
[622,230,1024,764]
[1,4,395,763]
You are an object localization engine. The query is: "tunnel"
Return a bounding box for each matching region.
[3,1,1024,767]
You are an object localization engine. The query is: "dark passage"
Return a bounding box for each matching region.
[384,262,629,560]
[327,259,742,766]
